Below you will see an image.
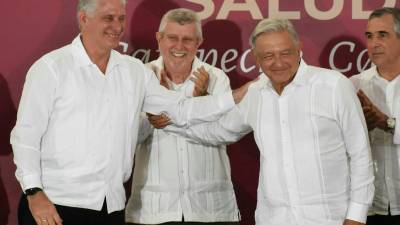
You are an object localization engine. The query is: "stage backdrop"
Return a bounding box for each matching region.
[1,1,399,225]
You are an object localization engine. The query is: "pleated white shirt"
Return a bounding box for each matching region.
[11,36,235,213]
[167,60,374,225]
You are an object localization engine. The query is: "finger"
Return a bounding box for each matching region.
[198,66,209,79]
[146,112,155,117]
[52,212,63,225]
[148,115,164,122]
[32,215,42,225]
[152,117,171,128]
[47,217,56,225]
[195,68,209,81]
[357,90,372,107]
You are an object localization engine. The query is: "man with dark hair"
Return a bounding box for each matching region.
[11,1,246,225]
[350,7,400,225]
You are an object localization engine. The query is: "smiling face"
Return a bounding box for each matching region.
[252,30,301,94]
[156,21,202,72]
[366,14,400,70]
[79,0,126,53]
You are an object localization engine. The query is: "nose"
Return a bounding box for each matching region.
[273,55,284,67]
[369,35,381,49]
[175,39,184,50]
[112,18,124,33]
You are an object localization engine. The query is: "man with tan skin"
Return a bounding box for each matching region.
[11,1,249,225]
[162,18,374,225]
[125,8,240,225]
[350,7,400,225]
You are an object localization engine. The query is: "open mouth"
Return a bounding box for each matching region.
[171,51,186,58]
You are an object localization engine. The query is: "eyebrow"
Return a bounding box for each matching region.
[364,30,389,36]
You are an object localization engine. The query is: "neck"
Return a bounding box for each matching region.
[164,62,192,84]
[272,83,286,95]
[81,35,110,74]
[377,63,400,81]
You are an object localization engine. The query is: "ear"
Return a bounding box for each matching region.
[251,48,260,67]
[78,11,88,28]
[297,40,303,55]
[196,37,204,47]
[156,32,162,44]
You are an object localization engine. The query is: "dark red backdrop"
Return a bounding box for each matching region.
[1,1,399,225]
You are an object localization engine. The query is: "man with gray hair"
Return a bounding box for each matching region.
[163,18,374,225]
[350,7,400,225]
[11,1,247,225]
[125,8,240,225]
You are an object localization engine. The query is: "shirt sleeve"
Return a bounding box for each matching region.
[142,67,235,128]
[10,58,58,191]
[335,76,374,223]
[137,112,154,144]
[394,107,400,144]
[165,106,251,146]
[164,84,253,146]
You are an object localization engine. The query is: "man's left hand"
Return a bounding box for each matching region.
[191,66,209,97]
[343,219,364,225]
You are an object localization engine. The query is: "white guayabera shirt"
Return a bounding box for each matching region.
[11,36,235,213]
[166,60,375,225]
[351,66,400,216]
[125,57,240,224]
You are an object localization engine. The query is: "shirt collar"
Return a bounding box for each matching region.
[70,35,123,72]
[361,66,379,81]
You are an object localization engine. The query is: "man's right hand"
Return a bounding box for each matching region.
[357,90,388,131]
[27,191,62,225]
[147,113,171,129]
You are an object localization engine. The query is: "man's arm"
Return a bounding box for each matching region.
[142,67,249,128]
[10,58,62,225]
[336,77,374,225]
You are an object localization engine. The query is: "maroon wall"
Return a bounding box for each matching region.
[1,1,399,225]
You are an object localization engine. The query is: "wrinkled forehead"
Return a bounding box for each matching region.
[367,14,395,32]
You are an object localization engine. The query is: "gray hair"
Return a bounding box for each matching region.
[369,7,400,38]
[249,18,299,48]
[159,8,203,40]
[77,0,126,16]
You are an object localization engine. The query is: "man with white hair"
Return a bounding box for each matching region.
[164,18,375,225]
[125,8,239,225]
[11,1,247,225]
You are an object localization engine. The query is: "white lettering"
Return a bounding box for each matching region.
[329,41,354,73]
[269,0,300,19]
[304,0,343,20]
[217,0,262,20]
[352,0,396,19]
[197,49,218,66]
[240,49,256,73]
[221,49,238,73]
[184,0,215,20]
[357,49,371,72]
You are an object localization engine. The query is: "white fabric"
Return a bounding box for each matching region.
[166,60,374,225]
[10,36,235,213]
[125,57,240,224]
[351,66,400,215]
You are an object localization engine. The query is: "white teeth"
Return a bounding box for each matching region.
[171,52,185,57]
